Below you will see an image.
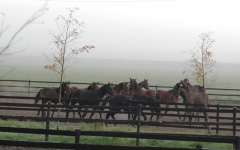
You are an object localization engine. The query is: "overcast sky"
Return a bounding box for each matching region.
[1,0,240,63]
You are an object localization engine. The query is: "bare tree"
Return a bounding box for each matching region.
[0,2,48,78]
[0,2,48,56]
[183,32,217,88]
[44,7,95,129]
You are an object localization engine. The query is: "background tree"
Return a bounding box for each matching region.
[44,7,95,129]
[0,2,48,78]
[183,32,217,89]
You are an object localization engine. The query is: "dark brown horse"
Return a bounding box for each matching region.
[129,78,161,121]
[34,81,70,117]
[66,82,114,119]
[67,82,99,118]
[102,94,159,123]
[156,84,182,121]
[172,82,210,122]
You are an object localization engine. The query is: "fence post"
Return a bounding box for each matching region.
[128,100,132,120]
[136,104,142,146]
[233,107,236,149]
[41,98,46,117]
[75,128,81,150]
[235,136,240,150]
[45,101,51,142]
[216,104,219,135]
[28,80,30,94]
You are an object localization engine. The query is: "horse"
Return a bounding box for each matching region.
[101,94,160,124]
[65,82,114,119]
[66,82,100,118]
[172,82,210,122]
[182,78,205,93]
[128,79,149,93]
[180,79,205,121]
[84,82,99,90]
[138,79,149,90]
[68,82,99,96]
[105,82,129,97]
[129,78,161,121]
[34,81,70,117]
[156,84,182,121]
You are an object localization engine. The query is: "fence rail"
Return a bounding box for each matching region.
[0,95,240,149]
[1,79,240,103]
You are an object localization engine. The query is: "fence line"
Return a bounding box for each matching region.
[0,95,240,149]
[1,79,240,92]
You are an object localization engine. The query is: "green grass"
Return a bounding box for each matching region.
[0,120,233,149]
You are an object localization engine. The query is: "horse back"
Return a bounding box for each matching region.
[156,89,177,102]
[38,88,58,98]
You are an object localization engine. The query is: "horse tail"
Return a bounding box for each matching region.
[34,89,42,104]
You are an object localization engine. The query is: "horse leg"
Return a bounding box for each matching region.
[77,107,82,119]
[141,113,147,121]
[175,104,182,121]
[51,102,57,118]
[159,104,169,119]
[41,98,46,117]
[89,108,95,119]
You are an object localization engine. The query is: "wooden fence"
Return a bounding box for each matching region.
[0,95,240,149]
[1,79,240,103]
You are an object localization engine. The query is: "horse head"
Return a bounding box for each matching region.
[92,82,99,90]
[171,83,181,101]
[122,82,129,94]
[105,82,114,96]
[183,78,190,85]
[142,79,149,90]
[179,81,191,92]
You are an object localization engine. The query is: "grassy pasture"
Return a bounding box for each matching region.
[1,57,240,102]
[0,120,232,149]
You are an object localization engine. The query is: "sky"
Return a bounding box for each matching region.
[0,0,240,63]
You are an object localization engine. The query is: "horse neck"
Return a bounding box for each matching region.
[94,84,109,98]
[113,83,123,93]
[138,82,143,88]
[86,84,92,90]
[60,84,66,97]
[180,88,194,104]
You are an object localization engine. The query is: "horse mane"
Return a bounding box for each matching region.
[113,82,123,90]
[86,84,93,90]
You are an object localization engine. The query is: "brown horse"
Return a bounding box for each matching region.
[182,78,205,93]
[129,78,161,121]
[172,82,210,122]
[34,82,70,117]
[68,82,99,97]
[138,79,149,90]
[156,84,182,121]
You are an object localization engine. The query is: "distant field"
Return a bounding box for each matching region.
[1,57,240,102]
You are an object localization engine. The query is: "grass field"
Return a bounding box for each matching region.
[1,57,240,102]
[0,120,233,149]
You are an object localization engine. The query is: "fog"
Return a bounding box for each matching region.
[0,0,240,63]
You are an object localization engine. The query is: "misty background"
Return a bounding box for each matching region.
[0,0,240,63]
